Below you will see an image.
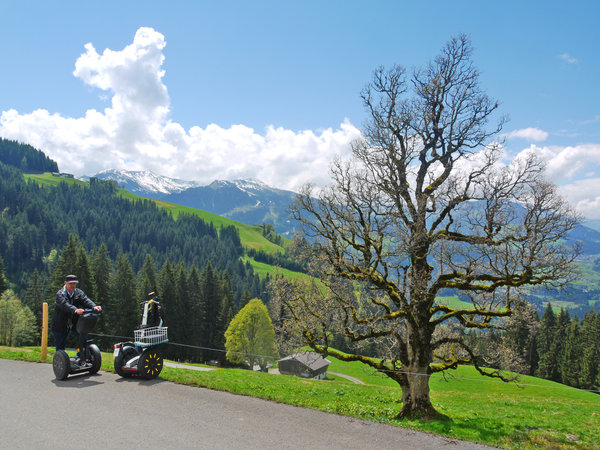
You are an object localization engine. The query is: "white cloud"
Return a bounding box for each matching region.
[515,143,600,181]
[559,179,600,220]
[558,53,577,64]
[0,27,360,191]
[514,143,600,219]
[503,127,548,141]
[2,27,598,221]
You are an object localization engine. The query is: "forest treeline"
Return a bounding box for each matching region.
[0,159,267,305]
[0,235,253,362]
[0,139,272,363]
[465,300,600,392]
[0,137,58,173]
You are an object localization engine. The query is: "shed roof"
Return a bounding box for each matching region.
[278,352,330,371]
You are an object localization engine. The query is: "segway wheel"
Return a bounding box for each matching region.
[114,344,137,378]
[88,344,102,374]
[53,350,70,380]
[138,348,163,379]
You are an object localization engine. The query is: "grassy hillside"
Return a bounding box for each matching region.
[241,256,311,282]
[24,172,287,257]
[1,346,598,448]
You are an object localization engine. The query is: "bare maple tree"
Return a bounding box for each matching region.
[270,35,579,420]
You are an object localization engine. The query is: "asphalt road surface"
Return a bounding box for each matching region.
[0,359,494,449]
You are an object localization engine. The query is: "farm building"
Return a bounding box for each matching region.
[277,352,330,379]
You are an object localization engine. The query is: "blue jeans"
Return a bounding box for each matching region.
[52,329,87,359]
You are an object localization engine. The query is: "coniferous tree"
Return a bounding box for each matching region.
[187,265,205,360]
[239,289,252,310]
[158,259,177,317]
[157,259,178,359]
[90,244,113,336]
[560,315,582,387]
[579,311,600,389]
[173,262,189,360]
[136,254,158,304]
[23,269,45,333]
[552,308,571,382]
[536,304,557,380]
[219,272,236,352]
[108,253,138,338]
[200,262,222,362]
[90,245,112,307]
[48,235,86,323]
[49,234,83,295]
[75,247,95,300]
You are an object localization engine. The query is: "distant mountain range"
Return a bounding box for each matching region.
[86,169,201,195]
[85,169,299,236]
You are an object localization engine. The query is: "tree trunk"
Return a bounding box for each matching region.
[396,317,446,421]
[397,364,445,420]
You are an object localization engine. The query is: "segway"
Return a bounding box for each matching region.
[53,310,102,380]
[113,294,168,380]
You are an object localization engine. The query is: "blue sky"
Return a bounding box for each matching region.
[1,1,599,223]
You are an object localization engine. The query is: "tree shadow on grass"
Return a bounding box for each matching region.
[405,414,526,448]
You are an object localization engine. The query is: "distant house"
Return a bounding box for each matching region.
[277,352,330,380]
[51,172,74,178]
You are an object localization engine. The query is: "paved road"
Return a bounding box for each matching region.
[0,359,494,449]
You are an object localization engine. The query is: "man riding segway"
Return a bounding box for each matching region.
[51,274,103,379]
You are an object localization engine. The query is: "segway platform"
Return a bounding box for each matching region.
[52,310,102,380]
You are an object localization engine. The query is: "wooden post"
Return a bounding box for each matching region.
[41,302,48,361]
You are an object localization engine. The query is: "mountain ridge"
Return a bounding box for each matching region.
[86,169,299,236]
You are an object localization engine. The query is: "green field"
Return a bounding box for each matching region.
[434,295,473,310]
[2,346,597,448]
[241,256,312,282]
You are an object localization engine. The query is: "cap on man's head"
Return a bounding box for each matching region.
[65,274,79,284]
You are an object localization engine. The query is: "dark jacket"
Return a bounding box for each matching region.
[51,286,96,332]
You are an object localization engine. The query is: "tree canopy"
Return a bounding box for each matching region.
[225,298,277,370]
[272,35,580,420]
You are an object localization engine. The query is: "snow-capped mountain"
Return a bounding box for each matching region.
[86,169,299,236]
[86,169,201,195]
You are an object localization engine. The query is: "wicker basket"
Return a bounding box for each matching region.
[134,326,168,347]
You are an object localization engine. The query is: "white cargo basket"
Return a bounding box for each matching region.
[134,326,168,347]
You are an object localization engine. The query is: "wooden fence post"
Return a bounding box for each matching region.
[41,302,48,361]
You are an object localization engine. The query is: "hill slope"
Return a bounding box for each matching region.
[25,172,287,256]
[90,169,299,236]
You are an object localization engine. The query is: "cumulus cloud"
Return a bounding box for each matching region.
[559,179,600,220]
[515,143,600,181]
[514,143,600,219]
[0,27,360,191]
[503,127,549,141]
